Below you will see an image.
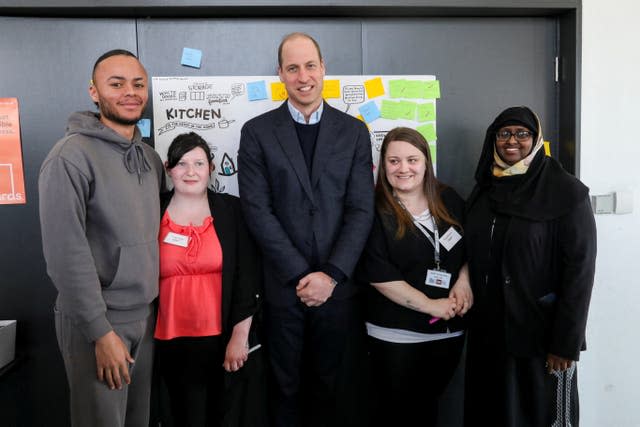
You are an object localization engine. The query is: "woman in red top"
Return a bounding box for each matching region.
[155,132,261,426]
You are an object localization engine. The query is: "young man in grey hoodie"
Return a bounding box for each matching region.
[39,49,164,427]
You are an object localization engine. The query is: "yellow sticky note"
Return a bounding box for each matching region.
[271,82,288,101]
[544,141,551,156]
[322,79,341,99]
[364,77,385,99]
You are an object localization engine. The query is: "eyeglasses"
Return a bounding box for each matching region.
[496,130,533,142]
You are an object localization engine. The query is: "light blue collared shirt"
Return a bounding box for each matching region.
[287,101,324,125]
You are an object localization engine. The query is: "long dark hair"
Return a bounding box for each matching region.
[376,127,460,238]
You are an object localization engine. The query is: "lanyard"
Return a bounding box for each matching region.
[414,217,441,270]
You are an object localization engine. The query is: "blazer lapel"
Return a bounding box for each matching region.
[311,103,340,189]
[273,103,314,201]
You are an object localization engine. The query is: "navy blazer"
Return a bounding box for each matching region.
[238,102,375,306]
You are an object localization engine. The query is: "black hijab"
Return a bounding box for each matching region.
[469,106,589,221]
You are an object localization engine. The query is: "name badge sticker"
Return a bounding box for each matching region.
[163,231,190,247]
[439,227,462,251]
[425,269,451,289]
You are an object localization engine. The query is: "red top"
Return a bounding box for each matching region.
[155,210,223,340]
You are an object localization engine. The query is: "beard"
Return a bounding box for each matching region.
[98,96,146,126]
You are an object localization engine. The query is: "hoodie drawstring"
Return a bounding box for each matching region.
[124,143,152,184]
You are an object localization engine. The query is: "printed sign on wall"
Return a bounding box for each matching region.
[0,98,26,205]
[152,75,439,196]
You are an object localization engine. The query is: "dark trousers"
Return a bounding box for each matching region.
[367,334,465,427]
[156,335,224,427]
[265,297,361,427]
[465,330,580,427]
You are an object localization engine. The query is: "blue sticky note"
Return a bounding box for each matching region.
[137,119,151,138]
[181,47,202,68]
[247,81,268,101]
[359,101,381,123]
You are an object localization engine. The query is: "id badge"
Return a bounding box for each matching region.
[425,269,451,289]
[439,227,462,251]
[163,231,189,247]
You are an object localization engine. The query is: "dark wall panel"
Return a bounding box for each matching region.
[362,17,557,196]
[137,18,364,150]
[0,16,137,427]
[0,13,557,427]
[137,18,363,77]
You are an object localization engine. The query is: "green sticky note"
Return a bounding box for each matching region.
[417,123,437,142]
[398,101,417,121]
[429,142,437,163]
[416,103,436,122]
[380,100,401,119]
[422,80,441,99]
[388,79,407,98]
[405,80,426,99]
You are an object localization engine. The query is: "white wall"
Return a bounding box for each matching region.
[580,1,640,425]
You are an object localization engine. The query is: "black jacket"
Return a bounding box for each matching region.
[466,185,596,360]
[238,102,375,305]
[466,108,597,361]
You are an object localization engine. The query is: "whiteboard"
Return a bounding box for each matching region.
[152,75,439,196]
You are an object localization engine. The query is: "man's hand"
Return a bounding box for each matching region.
[95,330,134,390]
[296,271,336,307]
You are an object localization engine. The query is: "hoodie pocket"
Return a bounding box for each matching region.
[102,240,158,308]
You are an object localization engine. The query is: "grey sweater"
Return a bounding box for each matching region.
[39,111,164,342]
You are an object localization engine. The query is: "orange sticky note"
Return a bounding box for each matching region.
[364,77,385,99]
[271,82,288,101]
[322,79,341,99]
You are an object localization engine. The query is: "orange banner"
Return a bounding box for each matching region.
[0,98,26,204]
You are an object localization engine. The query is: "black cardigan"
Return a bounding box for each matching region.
[358,187,467,334]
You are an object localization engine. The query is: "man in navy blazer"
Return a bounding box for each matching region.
[238,32,374,427]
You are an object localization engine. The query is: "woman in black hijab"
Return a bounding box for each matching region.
[464,106,597,426]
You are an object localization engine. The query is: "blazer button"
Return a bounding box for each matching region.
[309,208,316,216]
[504,276,511,285]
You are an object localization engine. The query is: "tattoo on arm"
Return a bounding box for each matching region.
[405,299,418,310]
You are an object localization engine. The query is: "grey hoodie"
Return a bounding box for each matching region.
[39,111,164,342]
